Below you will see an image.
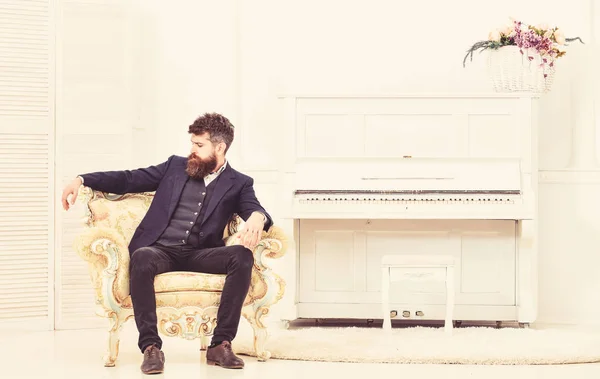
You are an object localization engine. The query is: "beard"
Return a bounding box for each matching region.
[186,152,218,179]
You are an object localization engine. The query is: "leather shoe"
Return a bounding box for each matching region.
[206,341,244,369]
[141,344,165,374]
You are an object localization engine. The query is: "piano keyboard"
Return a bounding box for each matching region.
[291,190,531,220]
[297,195,517,205]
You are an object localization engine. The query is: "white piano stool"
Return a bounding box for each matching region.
[381,254,455,335]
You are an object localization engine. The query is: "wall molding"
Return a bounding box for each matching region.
[244,169,280,184]
[539,169,600,184]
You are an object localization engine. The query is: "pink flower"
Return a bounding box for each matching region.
[463,18,582,70]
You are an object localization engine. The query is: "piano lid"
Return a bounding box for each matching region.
[291,158,522,192]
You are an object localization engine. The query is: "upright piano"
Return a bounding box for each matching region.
[278,94,538,327]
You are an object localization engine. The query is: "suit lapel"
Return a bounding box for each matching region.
[168,169,189,220]
[201,164,235,225]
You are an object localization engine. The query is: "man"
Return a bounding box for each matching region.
[61,113,272,374]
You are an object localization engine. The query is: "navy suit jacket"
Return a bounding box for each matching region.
[80,155,273,254]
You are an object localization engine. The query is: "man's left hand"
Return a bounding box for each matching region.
[239,212,265,249]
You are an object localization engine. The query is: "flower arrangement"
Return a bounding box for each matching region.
[463,19,583,76]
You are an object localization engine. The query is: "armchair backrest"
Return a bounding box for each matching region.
[78,187,244,244]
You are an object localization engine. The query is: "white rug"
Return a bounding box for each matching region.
[232,326,600,365]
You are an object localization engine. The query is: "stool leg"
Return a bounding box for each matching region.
[381,267,391,331]
[445,266,455,335]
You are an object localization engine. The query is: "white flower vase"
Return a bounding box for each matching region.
[487,45,556,93]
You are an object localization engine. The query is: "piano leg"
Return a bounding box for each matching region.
[444,265,455,335]
[517,219,538,325]
[381,267,392,331]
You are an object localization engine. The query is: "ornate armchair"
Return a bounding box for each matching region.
[72,187,287,367]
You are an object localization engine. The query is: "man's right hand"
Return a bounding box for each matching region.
[61,176,83,211]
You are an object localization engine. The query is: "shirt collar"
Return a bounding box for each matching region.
[209,160,227,176]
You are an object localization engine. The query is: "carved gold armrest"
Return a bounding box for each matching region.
[253,225,287,270]
[77,186,95,226]
[72,227,131,313]
[224,225,287,270]
[244,226,288,327]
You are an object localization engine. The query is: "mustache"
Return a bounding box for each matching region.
[187,153,201,162]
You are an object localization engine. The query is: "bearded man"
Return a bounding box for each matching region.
[61,113,272,374]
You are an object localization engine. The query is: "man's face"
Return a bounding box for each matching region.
[186,133,218,179]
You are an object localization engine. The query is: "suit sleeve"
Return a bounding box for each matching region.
[237,177,273,231]
[79,156,173,194]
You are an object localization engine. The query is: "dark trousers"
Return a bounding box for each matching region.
[129,243,254,352]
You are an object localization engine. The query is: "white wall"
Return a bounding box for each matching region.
[126,0,599,326]
[133,0,242,167]
[55,0,143,329]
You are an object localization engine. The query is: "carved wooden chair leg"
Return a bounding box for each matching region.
[253,324,270,362]
[242,306,271,362]
[200,334,209,351]
[104,314,125,367]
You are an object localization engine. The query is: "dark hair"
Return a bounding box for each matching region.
[188,113,234,153]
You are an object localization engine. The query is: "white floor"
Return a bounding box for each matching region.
[2,322,600,379]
